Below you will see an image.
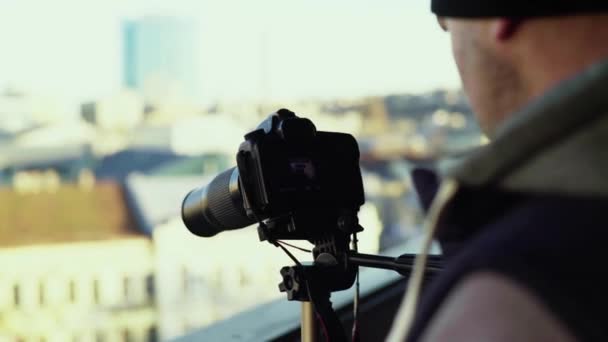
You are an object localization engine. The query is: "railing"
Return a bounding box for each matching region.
[173,240,440,342]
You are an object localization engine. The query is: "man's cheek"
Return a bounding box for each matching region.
[450,35,469,90]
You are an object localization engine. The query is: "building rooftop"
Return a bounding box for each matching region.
[0,182,142,247]
[0,144,91,170]
[94,148,184,181]
[147,153,232,177]
[124,174,211,234]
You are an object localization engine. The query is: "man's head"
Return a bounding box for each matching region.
[433,2,608,137]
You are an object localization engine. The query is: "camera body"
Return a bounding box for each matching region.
[181,108,369,305]
[237,109,365,242]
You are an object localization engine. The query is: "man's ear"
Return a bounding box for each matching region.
[494,18,523,42]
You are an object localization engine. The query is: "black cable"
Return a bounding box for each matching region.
[352,271,360,342]
[276,242,303,268]
[277,240,312,253]
[352,232,361,342]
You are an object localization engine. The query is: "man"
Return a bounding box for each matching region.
[389,2,608,341]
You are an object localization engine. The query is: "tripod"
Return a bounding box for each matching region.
[277,251,443,341]
[258,213,442,341]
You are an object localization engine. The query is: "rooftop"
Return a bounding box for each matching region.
[94,148,184,180]
[0,182,142,247]
[124,174,211,233]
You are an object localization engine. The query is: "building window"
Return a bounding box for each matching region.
[123,276,131,302]
[95,331,105,342]
[181,266,188,293]
[239,269,250,287]
[147,326,158,342]
[122,328,132,342]
[213,269,223,290]
[38,281,45,306]
[69,280,76,303]
[13,284,20,307]
[145,274,155,302]
[93,279,100,305]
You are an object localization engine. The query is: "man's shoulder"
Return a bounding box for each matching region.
[420,272,577,342]
[412,194,608,341]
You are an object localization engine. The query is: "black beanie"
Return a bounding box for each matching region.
[431,1,608,18]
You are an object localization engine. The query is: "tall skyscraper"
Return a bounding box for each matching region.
[123,17,201,102]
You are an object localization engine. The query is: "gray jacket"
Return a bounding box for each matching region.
[401,59,608,342]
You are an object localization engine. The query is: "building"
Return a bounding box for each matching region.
[81,91,145,131]
[123,17,201,103]
[0,144,94,185]
[13,120,97,148]
[0,182,157,341]
[126,115,248,156]
[94,148,184,182]
[0,88,78,130]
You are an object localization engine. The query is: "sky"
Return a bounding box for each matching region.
[0,0,461,105]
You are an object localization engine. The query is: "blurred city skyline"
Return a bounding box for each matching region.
[0,2,480,340]
[0,0,460,109]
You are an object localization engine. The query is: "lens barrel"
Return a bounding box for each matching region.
[181,167,255,237]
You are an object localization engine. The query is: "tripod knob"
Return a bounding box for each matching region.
[278,266,310,301]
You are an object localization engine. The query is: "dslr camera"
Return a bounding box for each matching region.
[182,109,365,248]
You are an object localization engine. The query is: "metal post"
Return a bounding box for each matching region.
[301,301,317,342]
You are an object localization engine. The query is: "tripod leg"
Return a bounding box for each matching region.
[301,302,318,342]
